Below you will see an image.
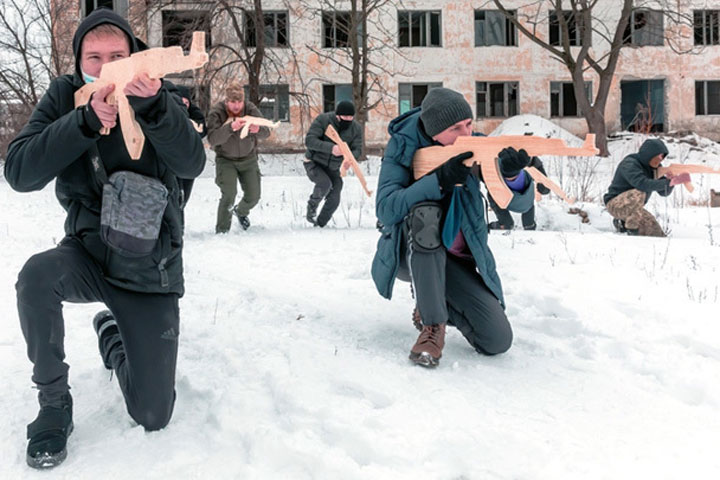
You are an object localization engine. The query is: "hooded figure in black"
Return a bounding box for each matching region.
[4,8,205,469]
[303,100,363,227]
[603,138,683,237]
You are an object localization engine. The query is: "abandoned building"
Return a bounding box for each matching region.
[54,1,720,150]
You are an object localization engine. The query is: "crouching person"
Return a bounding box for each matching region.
[371,88,535,368]
[4,8,205,468]
[603,139,687,237]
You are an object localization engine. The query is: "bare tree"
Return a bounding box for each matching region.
[491,0,695,156]
[0,0,75,159]
[140,1,307,121]
[299,0,406,159]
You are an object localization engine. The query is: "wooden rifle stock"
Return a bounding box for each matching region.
[324,125,372,197]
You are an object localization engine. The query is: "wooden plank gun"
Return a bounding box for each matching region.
[412,134,599,208]
[223,115,281,138]
[74,31,209,159]
[324,124,372,197]
[656,163,720,193]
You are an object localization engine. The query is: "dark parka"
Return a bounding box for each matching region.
[4,9,206,296]
[304,112,362,170]
[371,107,535,306]
[603,139,672,205]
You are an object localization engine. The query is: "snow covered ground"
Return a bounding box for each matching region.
[2,131,720,478]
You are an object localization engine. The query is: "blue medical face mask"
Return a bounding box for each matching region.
[81,69,97,84]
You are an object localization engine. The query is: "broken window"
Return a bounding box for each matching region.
[476,82,518,118]
[84,0,124,18]
[549,10,587,47]
[323,84,353,113]
[694,10,720,46]
[398,83,442,114]
[623,10,664,46]
[162,10,212,52]
[244,11,289,48]
[244,84,290,122]
[475,10,517,47]
[550,81,592,117]
[695,81,720,115]
[398,11,442,47]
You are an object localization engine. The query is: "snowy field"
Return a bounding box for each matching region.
[2,129,720,478]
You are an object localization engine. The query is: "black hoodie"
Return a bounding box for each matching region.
[4,8,206,295]
[603,139,672,205]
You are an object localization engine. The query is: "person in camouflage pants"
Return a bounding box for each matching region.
[603,138,690,237]
[605,189,665,237]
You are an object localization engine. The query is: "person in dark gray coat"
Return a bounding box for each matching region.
[4,8,205,468]
[303,101,362,227]
[603,139,688,237]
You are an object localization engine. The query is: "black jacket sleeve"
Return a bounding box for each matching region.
[128,82,206,179]
[530,157,551,195]
[620,159,672,196]
[5,79,100,192]
[348,123,363,160]
[305,115,334,166]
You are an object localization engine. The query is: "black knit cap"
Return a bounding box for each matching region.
[335,101,355,116]
[175,85,192,100]
[72,7,138,77]
[420,88,473,137]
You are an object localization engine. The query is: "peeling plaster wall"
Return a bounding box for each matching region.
[52,1,720,150]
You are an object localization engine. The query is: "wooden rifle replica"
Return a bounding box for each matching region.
[412,134,599,208]
[74,32,209,160]
[324,124,373,197]
[656,163,720,193]
[223,115,281,139]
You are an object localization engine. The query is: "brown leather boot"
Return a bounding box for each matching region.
[409,323,446,368]
[412,306,423,331]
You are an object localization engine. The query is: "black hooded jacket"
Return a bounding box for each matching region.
[603,139,672,205]
[304,112,362,171]
[4,8,206,295]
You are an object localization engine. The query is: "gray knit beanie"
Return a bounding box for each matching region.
[420,88,473,137]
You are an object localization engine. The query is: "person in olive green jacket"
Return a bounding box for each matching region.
[206,82,271,232]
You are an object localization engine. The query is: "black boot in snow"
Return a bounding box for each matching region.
[26,394,73,469]
[306,202,318,226]
[93,310,121,370]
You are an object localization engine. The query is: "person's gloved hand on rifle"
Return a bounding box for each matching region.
[435,151,474,193]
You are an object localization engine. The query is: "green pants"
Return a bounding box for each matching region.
[215,155,261,233]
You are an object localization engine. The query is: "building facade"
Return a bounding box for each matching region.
[54,1,720,150]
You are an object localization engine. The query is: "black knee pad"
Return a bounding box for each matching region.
[406,202,443,253]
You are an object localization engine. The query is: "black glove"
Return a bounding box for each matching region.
[499,147,531,178]
[436,151,473,192]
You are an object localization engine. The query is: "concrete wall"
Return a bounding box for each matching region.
[55,0,720,150]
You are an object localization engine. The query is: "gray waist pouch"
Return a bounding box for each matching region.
[101,170,168,258]
[90,146,169,258]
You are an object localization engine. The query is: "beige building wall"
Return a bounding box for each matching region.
[55,1,720,150]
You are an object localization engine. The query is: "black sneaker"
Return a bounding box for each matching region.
[93,310,121,370]
[26,394,74,469]
[306,203,317,226]
[613,218,627,233]
[488,221,511,230]
[523,222,537,231]
[238,215,251,230]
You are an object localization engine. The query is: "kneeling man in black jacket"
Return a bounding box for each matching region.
[4,8,205,468]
